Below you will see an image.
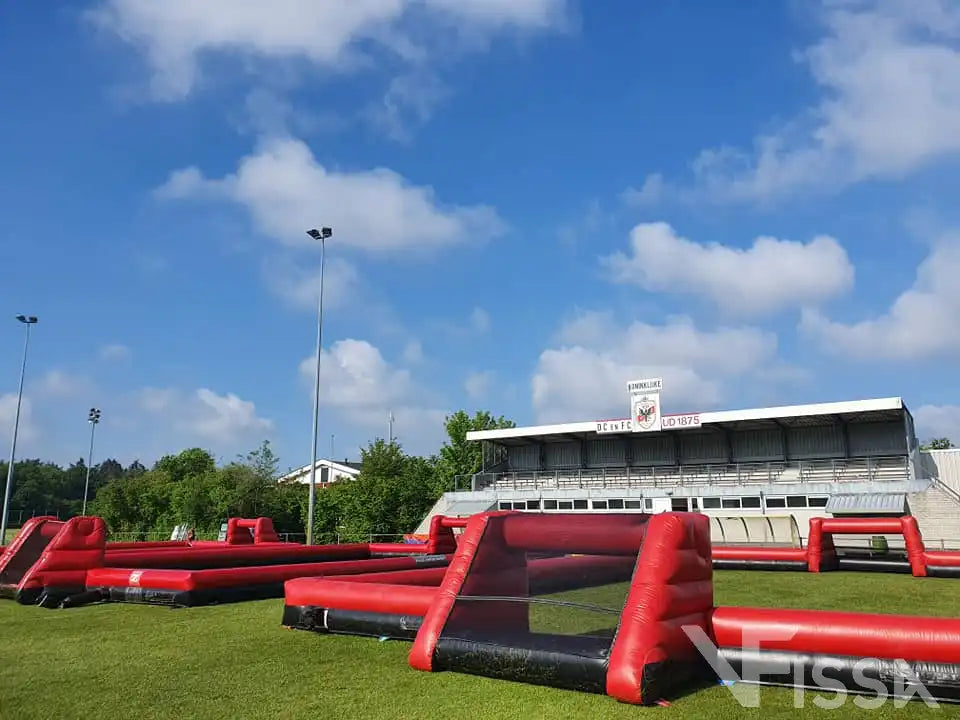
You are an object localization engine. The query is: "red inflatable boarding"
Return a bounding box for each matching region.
[712,605,960,701]
[281,554,637,637]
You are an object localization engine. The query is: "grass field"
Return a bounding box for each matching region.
[0,571,956,719]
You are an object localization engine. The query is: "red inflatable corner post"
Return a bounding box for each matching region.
[18,516,106,601]
[606,512,714,705]
[409,511,528,671]
[226,517,279,544]
[425,515,458,554]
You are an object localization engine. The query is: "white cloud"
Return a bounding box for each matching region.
[156,137,505,253]
[99,343,132,361]
[0,393,36,444]
[465,370,494,401]
[682,0,960,202]
[88,0,567,101]
[621,173,664,206]
[532,311,779,423]
[137,387,272,443]
[800,236,960,360]
[914,405,960,445]
[298,337,448,449]
[602,222,854,316]
[364,70,450,142]
[36,370,96,399]
[262,254,359,311]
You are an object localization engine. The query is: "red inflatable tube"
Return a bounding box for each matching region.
[368,542,431,554]
[712,546,808,561]
[923,551,960,566]
[334,566,449,586]
[500,512,648,555]
[285,578,438,616]
[90,554,451,591]
[711,606,960,664]
[106,541,191,550]
[819,517,907,534]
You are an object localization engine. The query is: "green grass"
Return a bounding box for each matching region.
[0,571,956,719]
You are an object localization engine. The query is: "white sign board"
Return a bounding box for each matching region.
[596,419,633,434]
[661,413,702,430]
[627,377,662,433]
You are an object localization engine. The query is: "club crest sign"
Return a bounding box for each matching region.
[627,378,663,433]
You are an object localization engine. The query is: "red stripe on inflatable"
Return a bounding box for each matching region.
[712,606,960,663]
[285,578,437,616]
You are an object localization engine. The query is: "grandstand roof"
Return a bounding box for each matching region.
[467,397,907,445]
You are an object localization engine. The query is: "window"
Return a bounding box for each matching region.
[558,500,573,510]
[498,501,512,510]
[644,498,654,510]
[526,500,541,510]
[671,498,689,512]
[573,499,588,510]
[593,500,609,510]
[741,496,762,509]
[543,499,558,510]
[625,500,644,509]
[808,496,828,508]
[608,498,624,509]
[721,497,741,509]
[766,496,786,508]
[702,497,721,509]
[787,495,807,508]
[691,498,699,510]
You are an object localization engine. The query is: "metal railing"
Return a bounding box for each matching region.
[459,456,911,492]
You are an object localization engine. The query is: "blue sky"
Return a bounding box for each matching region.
[3,0,960,471]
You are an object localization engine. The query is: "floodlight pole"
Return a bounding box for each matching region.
[82,408,101,515]
[305,227,332,545]
[1,315,37,542]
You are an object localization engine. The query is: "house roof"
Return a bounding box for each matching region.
[466,397,907,446]
[279,458,362,481]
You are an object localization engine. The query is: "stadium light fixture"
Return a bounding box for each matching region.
[1,315,38,542]
[305,227,333,544]
[81,408,101,515]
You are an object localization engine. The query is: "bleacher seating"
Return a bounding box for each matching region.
[472,456,909,492]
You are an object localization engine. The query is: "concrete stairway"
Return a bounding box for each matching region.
[910,484,960,550]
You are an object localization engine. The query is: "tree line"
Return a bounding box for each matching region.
[1,410,513,540]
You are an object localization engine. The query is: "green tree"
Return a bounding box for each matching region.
[154,448,216,482]
[436,410,515,491]
[922,437,955,450]
[241,440,279,481]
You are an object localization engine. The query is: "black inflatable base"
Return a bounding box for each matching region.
[718,647,960,703]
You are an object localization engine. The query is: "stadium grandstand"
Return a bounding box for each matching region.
[417,388,960,550]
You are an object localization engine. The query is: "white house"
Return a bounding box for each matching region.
[279,458,362,488]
